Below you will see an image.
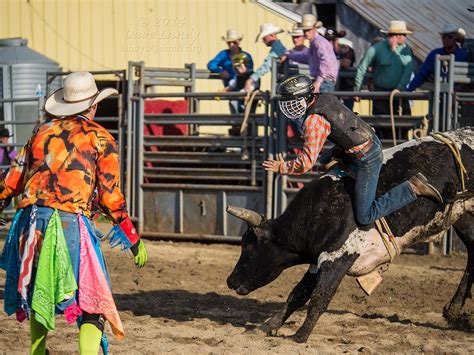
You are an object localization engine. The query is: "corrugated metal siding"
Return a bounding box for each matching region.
[0,0,294,113]
[344,0,474,61]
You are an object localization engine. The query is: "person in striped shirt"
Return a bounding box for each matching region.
[263,75,442,226]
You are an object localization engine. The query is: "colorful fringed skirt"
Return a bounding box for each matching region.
[0,205,124,340]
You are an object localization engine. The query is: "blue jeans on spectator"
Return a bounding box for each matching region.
[350,136,417,225]
[319,80,335,93]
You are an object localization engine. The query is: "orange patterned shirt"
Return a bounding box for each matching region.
[0,116,128,223]
[280,114,331,175]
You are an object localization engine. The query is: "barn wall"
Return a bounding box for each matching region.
[0,0,295,113]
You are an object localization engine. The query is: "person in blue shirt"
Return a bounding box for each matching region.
[207,29,253,87]
[244,23,287,92]
[407,24,467,91]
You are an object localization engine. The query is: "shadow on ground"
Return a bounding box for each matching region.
[115,289,282,329]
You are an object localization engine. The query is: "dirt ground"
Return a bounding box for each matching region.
[0,238,473,354]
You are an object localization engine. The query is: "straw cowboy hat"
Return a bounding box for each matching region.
[255,23,284,42]
[45,72,118,117]
[380,20,413,34]
[298,14,323,30]
[222,29,243,42]
[289,23,304,37]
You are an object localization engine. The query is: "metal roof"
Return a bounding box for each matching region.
[344,0,474,60]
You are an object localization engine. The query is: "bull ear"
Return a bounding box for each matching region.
[252,226,270,242]
[226,205,264,226]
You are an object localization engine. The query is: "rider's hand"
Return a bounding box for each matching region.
[262,153,285,173]
[130,240,148,268]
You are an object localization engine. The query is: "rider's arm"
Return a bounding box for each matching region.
[280,114,331,175]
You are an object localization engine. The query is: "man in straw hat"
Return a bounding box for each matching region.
[408,24,467,91]
[290,14,339,93]
[354,20,413,115]
[244,23,287,92]
[283,23,309,67]
[0,71,148,354]
[208,29,253,87]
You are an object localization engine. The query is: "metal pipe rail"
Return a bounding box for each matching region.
[143,113,266,126]
[143,136,264,148]
[139,91,268,99]
[0,97,40,103]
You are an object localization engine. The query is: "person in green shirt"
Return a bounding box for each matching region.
[354,20,413,115]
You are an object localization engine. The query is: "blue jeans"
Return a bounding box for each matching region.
[319,81,335,93]
[350,136,417,225]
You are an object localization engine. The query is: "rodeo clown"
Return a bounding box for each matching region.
[263,74,443,225]
[0,72,148,354]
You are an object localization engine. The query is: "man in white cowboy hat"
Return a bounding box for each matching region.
[282,23,309,67]
[289,14,339,93]
[408,24,468,91]
[0,71,148,354]
[354,20,414,115]
[208,29,253,87]
[244,23,287,92]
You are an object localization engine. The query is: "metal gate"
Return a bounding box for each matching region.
[127,62,272,242]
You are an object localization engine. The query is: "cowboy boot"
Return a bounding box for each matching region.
[409,173,443,203]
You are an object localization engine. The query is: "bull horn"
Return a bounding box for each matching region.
[226,205,263,226]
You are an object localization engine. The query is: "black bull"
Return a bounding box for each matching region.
[226,128,474,343]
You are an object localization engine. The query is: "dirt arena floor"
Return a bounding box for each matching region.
[1,238,473,354]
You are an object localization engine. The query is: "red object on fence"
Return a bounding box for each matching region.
[143,99,189,170]
[143,99,188,137]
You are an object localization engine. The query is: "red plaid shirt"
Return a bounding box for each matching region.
[280,114,331,175]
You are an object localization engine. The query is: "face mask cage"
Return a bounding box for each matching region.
[279,97,307,120]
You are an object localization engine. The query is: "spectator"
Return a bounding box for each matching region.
[0,128,16,173]
[208,29,253,87]
[407,24,468,91]
[225,53,260,135]
[244,23,286,92]
[295,14,339,93]
[337,38,357,109]
[285,24,309,66]
[355,20,413,115]
[324,27,347,54]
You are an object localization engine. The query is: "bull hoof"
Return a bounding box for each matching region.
[260,324,279,336]
[261,320,280,336]
[261,314,285,336]
[443,304,473,330]
[290,330,310,343]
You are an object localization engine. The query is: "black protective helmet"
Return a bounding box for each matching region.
[278,75,314,120]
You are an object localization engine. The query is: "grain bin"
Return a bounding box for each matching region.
[0,37,60,145]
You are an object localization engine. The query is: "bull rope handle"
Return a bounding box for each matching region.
[430,132,468,192]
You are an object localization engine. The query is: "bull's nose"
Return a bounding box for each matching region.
[235,285,249,295]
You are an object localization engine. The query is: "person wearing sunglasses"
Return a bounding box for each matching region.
[407,24,467,92]
[207,29,254,87]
